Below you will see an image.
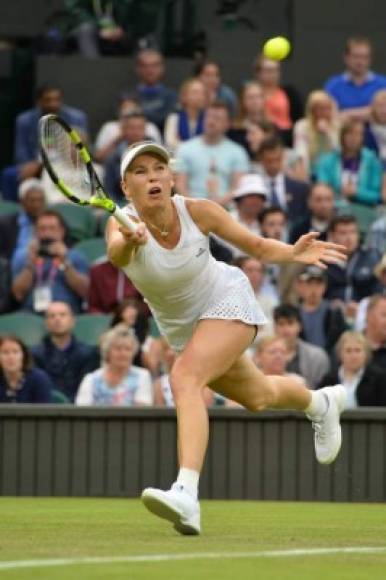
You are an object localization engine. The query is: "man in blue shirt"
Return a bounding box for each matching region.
[11,210,89,314]
[324,36,386,121]
[1,86,88,201]
[175,102,249,206]
[126,49,177,131]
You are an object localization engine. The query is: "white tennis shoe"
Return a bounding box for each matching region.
[309,384,347,465]
[141,483,201,535]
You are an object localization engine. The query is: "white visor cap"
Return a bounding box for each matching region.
[120,142,170,179]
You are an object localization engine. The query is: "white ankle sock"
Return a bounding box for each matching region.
[305,390,329,420]
[176,467,200,499]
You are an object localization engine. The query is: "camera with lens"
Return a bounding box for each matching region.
[38,238,55,257]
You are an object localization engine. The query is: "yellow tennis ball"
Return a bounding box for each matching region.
[263,36,291,61]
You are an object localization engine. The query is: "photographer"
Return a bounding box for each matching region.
[11,210,89,314]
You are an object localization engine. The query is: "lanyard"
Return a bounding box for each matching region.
[34,257,60,288]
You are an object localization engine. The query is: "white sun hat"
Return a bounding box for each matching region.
[233,174,268,200]
[120,141,170,179]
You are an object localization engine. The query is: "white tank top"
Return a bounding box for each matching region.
[122,195,229,346]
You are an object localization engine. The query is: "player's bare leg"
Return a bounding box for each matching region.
[141,319,346,534]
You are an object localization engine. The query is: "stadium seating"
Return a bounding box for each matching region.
[74,237,106,264]
[73,313,111,345]
[51,203,97,242]
[0,312,45,346]
[342,202,378,237]
[0,200,20,216]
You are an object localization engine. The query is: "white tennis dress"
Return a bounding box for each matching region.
[121,195,267,351]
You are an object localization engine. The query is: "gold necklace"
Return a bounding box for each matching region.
[145,219,170,238]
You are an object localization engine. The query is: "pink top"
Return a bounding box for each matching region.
[264,88,292,130]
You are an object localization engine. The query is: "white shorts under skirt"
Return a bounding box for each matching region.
[161,271,268,353]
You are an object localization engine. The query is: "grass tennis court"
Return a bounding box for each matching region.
[1,498,385,579]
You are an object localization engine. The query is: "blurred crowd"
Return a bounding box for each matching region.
[1,35,386,408]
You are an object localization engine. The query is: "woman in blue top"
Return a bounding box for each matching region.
[0,335,53,403]
[315,118,382,207]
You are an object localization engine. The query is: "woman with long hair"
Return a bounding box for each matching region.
[294,90,340,178]
[0,335,54,403]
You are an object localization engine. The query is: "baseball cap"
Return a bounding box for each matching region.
[120,141,170,179]
[298,265,327,282]
[233,174,268,200]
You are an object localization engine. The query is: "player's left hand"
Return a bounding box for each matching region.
[293,232,347,269]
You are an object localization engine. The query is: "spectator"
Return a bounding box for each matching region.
[75,324,153,406]
[247,120,303,179]
[315,119,382,208]
[164,78,207,151]
[31,301,99,402]
[296,265,346,353]
[258,136,310,222]
[364,89,386,203]
[64,0,161,57]
[246,119,277,162]
[12,210,89,314]
[153,337,176,407]
[88,258,145,314]
[324,36,386,121]
[293,90,341,178]
[126,49,177,131]
[175,102,249,206]
[234,256,279,330]
[326,216,381,322]
[364,295,386,368]
[1,85,88,201]
[110,297,149,368]
[259,205,288,243]
[258,206,301,303]
[217,174,267,258]
[318,331,386,407]
[195,60,237,117]
[273,304,330,388]
[354,255,386,332]
[366,210,386,255]
[0,179,46,263]
[253,335,305,383]
[228,81,266,154]
[94,96,161,163]
[289,182,335,244]
[0,335,53,403]
[103,110,148,202]
[254,56,292,142]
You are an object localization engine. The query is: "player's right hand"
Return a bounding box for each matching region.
[119,222,148,246]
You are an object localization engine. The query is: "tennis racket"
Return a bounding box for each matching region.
[39,114,138,232]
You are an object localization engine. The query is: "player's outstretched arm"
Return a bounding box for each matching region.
[106,215,147,268]
[187,199,347,268]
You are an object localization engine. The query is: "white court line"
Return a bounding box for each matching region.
[0,547,385,571]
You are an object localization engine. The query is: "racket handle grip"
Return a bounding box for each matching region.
[112,206,138,233]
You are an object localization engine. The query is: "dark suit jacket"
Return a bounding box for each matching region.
[289,216,328,244]
[318,365,386,406]
[284,176,310,224]
[0,213,19,260]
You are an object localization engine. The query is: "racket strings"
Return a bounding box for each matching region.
[42,119,92,201]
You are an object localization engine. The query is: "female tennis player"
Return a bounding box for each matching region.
[106,141,348,536]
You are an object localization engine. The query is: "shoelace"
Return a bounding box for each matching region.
[312,421,328,441]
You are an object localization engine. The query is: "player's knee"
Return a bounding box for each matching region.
[169,361,202,403]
